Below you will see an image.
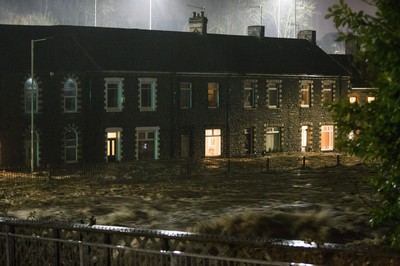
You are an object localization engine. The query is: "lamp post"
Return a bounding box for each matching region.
[30,37,50,172]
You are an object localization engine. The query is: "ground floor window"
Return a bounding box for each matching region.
[205,129,221,157]
[106,128,122,162]
[136,127,159,160]
[65,128,78,163]
[265,127,281,152]
[244,127,254,154]
[180,129,190,158]
[321,125,334,151]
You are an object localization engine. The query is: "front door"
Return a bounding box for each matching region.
[301,126,309,152]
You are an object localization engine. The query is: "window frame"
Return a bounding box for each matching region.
[105,78,124,112]
[207,82,219,108]
[180,82,192,109]
[63,78,78,113]
[300,82,312,108]
[243,80,256,108]
[265,127,281,152]
[139,78,157,111]
[205,128,222,157]
[64,128,78,163]
[322,81,334,105]
[321,125,334,151]
[136,127,159,160]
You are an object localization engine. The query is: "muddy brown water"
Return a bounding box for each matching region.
[0,163,384,246]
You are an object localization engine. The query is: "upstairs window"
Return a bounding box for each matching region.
[64,79,77,112]
[267,81,281,108]
[322,81,334,105]
[244,80,256,108]
[24,78,38,114]
[300,81,312,107]
[105,78,124,112]
[139,78,157,111]
[208,82,219,108]
[180,82,192,109]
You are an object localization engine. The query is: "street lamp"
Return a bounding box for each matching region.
[30,37,50,172]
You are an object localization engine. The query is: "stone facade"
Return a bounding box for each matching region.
[0,24,350,166]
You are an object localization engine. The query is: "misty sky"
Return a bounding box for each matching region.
[0,0,376,40]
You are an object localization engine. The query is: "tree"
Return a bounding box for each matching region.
[326,0,400,247]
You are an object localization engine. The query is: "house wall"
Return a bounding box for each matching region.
[0,70,349,166]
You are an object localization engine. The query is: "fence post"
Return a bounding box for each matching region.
[79,242,89,266]
[302,156,306,168]
[104,233,111,266]
[5,225,15,266]
[54,228,61,266]
[266,157,270,171]
[227,159,232,177]
[336,154,340,166]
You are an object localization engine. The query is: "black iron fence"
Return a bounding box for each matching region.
[0,153,361,183]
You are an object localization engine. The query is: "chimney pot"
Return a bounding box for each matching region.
[298,30,316,45]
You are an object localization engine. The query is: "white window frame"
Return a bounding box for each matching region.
[265,127,281,152]
[64,78,78,113]
[244,80,256,108]
[105,78,124,112]
[64,128,78,163]
[208,82,219,108]
[300,82,311,108]
[139,78,157,111]
[321,125,334,151]
[205,129,221,157]
[180,82,192,109]
[136,127,159,160]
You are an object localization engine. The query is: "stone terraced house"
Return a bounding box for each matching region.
[0,13,351,166]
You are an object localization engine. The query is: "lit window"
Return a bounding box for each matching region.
[180,82,192,109]
[322,82,333,105]
[208,82,219,108]
[205,129,221,156]
[301,82,311,107]
[301,125,310,152]
[265,127,281,152]
[105,78,124,112]
[244,80,256,108]
[136,127,159,160]
[106,129,122,162]
[139,78,157,111]
[349,96,357,104]
[321,125,334,151]
[64,79,77,112]
[65,128,78,163]
[367,96,376,103]
[24,78,38,114]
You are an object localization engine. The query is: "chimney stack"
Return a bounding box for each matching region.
[247,26,265,39]
[189,11,208,36]
[298,30,316,45]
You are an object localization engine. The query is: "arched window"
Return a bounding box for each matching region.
[64,79,77,112]
[24,78,38,114]
[65,128,78,163]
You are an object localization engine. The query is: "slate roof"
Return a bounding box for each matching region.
[0,24,350,76]
[329,54,371,88]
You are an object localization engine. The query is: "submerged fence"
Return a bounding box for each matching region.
[1,216,399,266]
[0,216,313,266]
[0,153,361,183]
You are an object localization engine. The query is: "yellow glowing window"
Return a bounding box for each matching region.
[349,96,357,104]
[208,82,219,108]
[367,96,376,103]
[321,125,334,151]
[205,129,221,156]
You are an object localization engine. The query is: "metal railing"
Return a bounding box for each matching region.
[0,217,314,266]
